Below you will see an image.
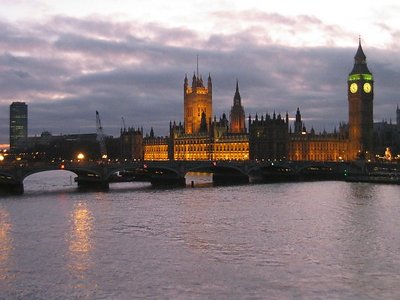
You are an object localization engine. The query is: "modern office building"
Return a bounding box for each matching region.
[9,101,28,153]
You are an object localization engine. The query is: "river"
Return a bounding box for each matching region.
[0,171,399,299]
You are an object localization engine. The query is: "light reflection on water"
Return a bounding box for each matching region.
[0,171,399,299]
[0,207,12,282]
[67,202,94,279]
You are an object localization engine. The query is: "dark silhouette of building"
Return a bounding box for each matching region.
[248,112,289,160]
[348,39,374,159]
[27,132,100,161]
[230,80,246,133]
[120,127,143,160]
[294,107,305,134]
[373,120,399,157]
[10,102,28,154]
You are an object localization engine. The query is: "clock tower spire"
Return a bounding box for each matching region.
[348,39,374,160]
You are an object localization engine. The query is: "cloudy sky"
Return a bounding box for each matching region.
[1,0,400,144]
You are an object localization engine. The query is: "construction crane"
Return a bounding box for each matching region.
[96,111,107,160]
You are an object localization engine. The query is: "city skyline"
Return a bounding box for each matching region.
[1,1,400,144]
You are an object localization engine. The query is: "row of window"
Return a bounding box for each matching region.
[174,153,249,160]
[289,143,346,151]
[144,145,169,161]
[174,145,249,152]
[290,154,338,161]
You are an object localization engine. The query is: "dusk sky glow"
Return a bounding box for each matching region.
[1,0,400,144]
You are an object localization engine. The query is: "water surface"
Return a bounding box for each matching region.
[0,171,399,299]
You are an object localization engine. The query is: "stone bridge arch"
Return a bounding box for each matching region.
[21,168,76,182]
[143,165,186,186]
[103,165,150,182]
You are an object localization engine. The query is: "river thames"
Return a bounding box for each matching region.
[0,171,399,299]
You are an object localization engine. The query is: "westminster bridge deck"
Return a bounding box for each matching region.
[0,159,353,194]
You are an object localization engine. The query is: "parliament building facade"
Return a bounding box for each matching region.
[139,41,380,162]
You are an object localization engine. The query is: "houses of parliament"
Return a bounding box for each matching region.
[14,41,400,161]
[138,40,397,162]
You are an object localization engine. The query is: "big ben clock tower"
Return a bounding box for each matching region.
[348,39,374,160]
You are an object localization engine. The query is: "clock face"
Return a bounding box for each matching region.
[363,82,372,93]
[350,83,358,93]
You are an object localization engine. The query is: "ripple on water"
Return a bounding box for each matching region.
[1,173,400,299]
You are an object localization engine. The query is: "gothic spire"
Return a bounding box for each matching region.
[234,79,241,106]
[350,38,371,75]
[355,37,366,64]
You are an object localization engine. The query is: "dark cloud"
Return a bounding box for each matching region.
[0,14,399,144]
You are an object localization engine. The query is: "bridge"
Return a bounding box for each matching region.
[0,160,348,194]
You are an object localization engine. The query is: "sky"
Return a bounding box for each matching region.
[1,0,400,144]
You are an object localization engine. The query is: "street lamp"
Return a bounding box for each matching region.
[0,154,4,162]
[77,153,85,161]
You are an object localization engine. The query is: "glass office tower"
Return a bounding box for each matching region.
[10,102,28,153]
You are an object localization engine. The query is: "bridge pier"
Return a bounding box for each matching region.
[150,175,186,187]
[75,178,110,191]
[212,173,249,185]
[0,182,24,195]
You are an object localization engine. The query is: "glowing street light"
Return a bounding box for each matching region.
[0,154,4,162]
[77,153,85,161]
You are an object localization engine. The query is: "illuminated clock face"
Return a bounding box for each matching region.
[350,83,358,93]
[363,82,372,93]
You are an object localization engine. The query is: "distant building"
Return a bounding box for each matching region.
[120,127,143,160]
[143,128,169,161]
[27,132,105,161]
[248,112,289,160]
[373,120,400,157]
[9,102,28,154]
[287,108,348,161]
